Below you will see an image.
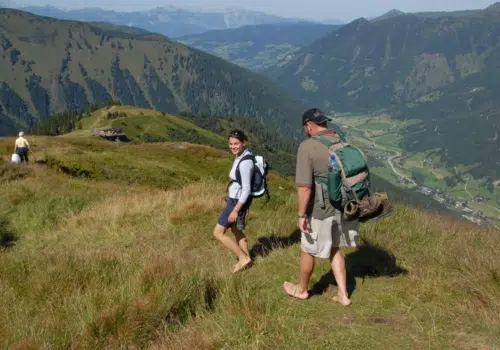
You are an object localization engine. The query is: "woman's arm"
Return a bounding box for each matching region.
[234,159,254,210]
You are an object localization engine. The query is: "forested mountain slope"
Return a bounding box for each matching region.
[0,9,305,136]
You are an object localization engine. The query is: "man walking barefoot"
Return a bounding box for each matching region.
[284,108,358,305]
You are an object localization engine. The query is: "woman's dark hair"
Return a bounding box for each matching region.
[228,129,248,143]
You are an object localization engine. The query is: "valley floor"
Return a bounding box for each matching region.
[0,136,499,349]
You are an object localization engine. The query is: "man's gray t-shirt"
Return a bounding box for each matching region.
[295,130,341,220]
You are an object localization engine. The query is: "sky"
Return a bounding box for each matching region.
[15,0,498,22]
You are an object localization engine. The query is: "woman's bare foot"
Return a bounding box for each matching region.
[232,256,252,273]
[332,294,352,306]
[283,282,309,300]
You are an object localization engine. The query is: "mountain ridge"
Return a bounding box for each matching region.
[371,8,482,22]
[270,6,500,179]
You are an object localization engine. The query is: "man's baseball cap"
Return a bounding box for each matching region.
[302,108,328,126]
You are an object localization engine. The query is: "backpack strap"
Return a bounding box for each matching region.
[263,181,271,202]
[311,135,335,149]
[312,136,335,209]
[235,154,255,186]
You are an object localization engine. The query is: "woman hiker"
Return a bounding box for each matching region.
[14,131,31,163]
[213,129,254,273]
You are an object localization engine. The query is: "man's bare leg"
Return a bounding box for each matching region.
[231,226,250,257]
[330,247,351,306]
[213,224,251,273]
[284,250,314,300]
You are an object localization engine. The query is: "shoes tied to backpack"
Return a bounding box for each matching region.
[344,192,393,223]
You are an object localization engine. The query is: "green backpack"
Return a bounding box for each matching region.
[312,134,371,210]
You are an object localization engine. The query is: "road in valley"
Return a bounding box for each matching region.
[348,123,418,187]
[387,152,418,186]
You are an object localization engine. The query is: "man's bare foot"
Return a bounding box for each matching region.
[232,256,252,273]
[332,294,352,306]
[283,282,309,300]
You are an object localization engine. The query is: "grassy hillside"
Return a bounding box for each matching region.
[270,5,500,180]
[32,104,300,176]
[0,9,305,137]
[73,105,227,146]
[178,22,339,72]
[0,134,499,348]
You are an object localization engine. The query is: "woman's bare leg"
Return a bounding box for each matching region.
[231,226,250,257]
[213,224,251,273]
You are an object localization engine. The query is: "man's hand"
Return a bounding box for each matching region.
[298,217,312,233]
[228,210,238,224]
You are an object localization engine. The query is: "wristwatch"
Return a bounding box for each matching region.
[297,214,308,219]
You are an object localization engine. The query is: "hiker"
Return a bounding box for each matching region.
[14,131,31,163]
[213,129,254,273]
[284,108,358,306]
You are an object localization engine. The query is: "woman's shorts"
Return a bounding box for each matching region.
[218,197,252,231]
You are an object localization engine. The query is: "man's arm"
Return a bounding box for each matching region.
[295,142,313,233]
[297,186,312,217]
[297,186,312,233]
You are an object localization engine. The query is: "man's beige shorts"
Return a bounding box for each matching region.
[301,212,359,259]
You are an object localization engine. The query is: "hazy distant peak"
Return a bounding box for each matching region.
[371,9,405,22]
[485,2,500,12]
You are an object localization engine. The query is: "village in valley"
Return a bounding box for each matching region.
[370,149,490,225]
[330,114,500,228]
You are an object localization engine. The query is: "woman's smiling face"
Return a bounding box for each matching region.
[229,136,246,156]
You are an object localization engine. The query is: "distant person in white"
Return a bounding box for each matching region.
[213,129,254,273]
[14,131,31,163]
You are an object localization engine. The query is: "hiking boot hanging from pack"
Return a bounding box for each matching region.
[357,195,382,221]
[359,192,394,223]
